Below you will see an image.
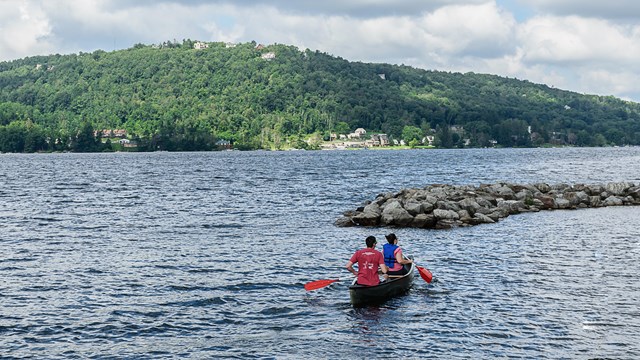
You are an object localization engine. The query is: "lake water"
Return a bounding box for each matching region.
[1,148,639,359]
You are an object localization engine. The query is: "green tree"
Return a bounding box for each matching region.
[435,125,453,148]
[401,125,423,144]
[73,121,100,152]
[334,121,350,135]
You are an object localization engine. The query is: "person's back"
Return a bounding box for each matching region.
[383,242,402,271]
[346,236,388,286]
[383,233,413,275]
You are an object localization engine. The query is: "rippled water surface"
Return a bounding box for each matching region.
[1,148,640,359]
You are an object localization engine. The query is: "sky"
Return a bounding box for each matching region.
[1,0,640,102]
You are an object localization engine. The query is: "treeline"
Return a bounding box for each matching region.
[1,40,639,152]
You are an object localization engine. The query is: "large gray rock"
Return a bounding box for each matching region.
[436,200,461,212]
[628,186,640,199]
[353,212,380,226]
[554,198,573,209]
[363,202,382,216]
[403,200,423,216]
[564,191,590,207]
[603,196,624,206]
[533,183,551,193]
[335,216,355,227]
[589,196,603,207]
[606,182,635,196]
[535,195,555,209]
[433,208,460,220]
[488,184,516,200]
[486,208,509,221]
[457,210,472,223]
[475,196,495,208]
[458,198,481,215]
[381,200,414,226]
[435,219,458,229]
[551,183,570,192]
[497,200,527,214]
[585,184,605,196]
[470,213,495,225]
[515,189,534,201]
[412,214,436,228]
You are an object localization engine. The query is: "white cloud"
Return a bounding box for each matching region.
[420,2,516,57]
[0,0,53,59]
[518,16,640,66]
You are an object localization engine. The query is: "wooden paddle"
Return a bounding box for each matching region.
[304,279,340,291]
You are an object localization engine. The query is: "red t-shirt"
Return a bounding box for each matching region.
[350,248,385,286]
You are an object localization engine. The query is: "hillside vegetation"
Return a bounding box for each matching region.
[1,40,639,152]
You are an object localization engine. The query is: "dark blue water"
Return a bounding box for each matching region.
[1,148,639,359]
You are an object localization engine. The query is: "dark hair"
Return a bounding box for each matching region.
[385,233,397,244]
[365,236,377,248]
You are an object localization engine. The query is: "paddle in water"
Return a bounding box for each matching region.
[416,266,433,283]
[304,279,340,291]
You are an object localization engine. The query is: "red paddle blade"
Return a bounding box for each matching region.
[417,266,433,283]
[304,279,339,291]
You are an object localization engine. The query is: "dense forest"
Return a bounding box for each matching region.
[1,39,640,152]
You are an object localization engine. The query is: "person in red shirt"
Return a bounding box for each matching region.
[346,236,389,286]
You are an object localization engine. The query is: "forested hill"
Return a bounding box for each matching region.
[1,40,640,152]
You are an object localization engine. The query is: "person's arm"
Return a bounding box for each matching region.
[396,249,413,265]
[346,261,358,276]
[379,263,389,280]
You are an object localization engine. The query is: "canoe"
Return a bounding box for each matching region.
[349,262,416,307]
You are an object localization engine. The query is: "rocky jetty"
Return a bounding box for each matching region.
[335,182,640,229]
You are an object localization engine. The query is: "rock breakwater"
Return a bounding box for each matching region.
[335,182,640,229]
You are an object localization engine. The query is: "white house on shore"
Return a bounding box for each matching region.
[348,128,367,139]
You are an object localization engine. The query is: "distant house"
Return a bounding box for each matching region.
[95,129,111,137]
[113,129,127,138]
[348,128,367,139]
[95,129,127,138]
[423,136,435,146]
[194,41,209,50]
[378,134,389,146]
[255,44,265,50]
[225,42,237,48]
[378,73,386,80]
[261,52,276,60]
[216,139,232,150]
[370,134,389,146]
[119,139,137,148]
